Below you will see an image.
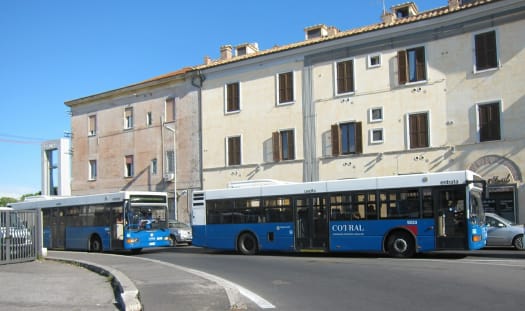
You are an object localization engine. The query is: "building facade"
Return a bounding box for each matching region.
[65,69,203,223]
[196,0,525,223]
[65,0,525,223]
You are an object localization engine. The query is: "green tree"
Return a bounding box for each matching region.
[0,197,17,206]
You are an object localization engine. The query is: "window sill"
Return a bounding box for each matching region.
[276,101,295,107]
[473,67,499,75]
[225,110,241,116]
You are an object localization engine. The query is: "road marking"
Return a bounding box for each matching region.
[140,257,276,309]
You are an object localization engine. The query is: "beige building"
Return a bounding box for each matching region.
[65,68,203,223]
[196,0,525,223]
[65,0,525,223]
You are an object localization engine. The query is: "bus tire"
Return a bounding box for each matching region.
[237,232,258,255]
[512,234,524,250]
[89,235,103,252]
[386,231,415,258]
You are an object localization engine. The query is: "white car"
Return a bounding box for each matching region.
[485,212,524,250]
[168,221,192,246]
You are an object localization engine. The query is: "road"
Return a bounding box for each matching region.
[139,247,525,311]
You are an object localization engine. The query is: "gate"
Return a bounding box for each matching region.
[1,209,38,264]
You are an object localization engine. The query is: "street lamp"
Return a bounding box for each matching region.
[163,123,177,220]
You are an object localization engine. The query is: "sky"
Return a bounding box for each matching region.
[0,0,446,199]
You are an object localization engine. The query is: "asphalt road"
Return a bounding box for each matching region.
[139,247,525,311]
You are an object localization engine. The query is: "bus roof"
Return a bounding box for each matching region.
[8,191,168,210]
[202,170,481,200]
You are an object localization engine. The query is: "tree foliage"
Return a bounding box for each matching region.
[0,197,17,206]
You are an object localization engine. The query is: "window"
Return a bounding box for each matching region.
[151,158,158,175]
[278,72,294,104]
[88,115,96,136]
[369,107,383,122]
[88,160,97,180]
[379,189,420,219]
[272,129,295,161]
[336,59,355,95]
[474,30,498,72]
[331,122,362,156]
[226,82,240,113]
[125,155,134,177]
[146,112,153,127]
[370,128,384,144]
[165,97,175,122]
[398,46,426,84]
[124,107,134,129]
[166,150,175,173]
[227,136,241,166]
[408,113,429,149]
[368,54,381,68]
[478,102,501,142]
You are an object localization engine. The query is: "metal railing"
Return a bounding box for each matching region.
[1,209,38,264]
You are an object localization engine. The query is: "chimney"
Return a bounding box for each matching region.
[220,45,232,60]
[448,0,461,9]
[235,42,259,56]
[203,56,212,65]
[304,24,337,40]
[381,12,396,24]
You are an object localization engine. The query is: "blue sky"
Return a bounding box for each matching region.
[0,0,446,198]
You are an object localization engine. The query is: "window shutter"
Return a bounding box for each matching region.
[355,122,363,154]
[479,103,500,141]
[272,131,281,162]
[227,83,239,111]
[415,47,426,81]
[336,61,354,94]
[331,124,341,156]
[166,98,175,122]
[397,50,407,85]
[475,31,497,71]
[279,72,293,103]
[287,131,295,160]
[409,113,429,148]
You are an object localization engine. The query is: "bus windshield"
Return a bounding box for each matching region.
[127,204,167,231]
[469,189,485,226]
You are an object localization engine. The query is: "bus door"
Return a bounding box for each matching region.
[434,188,467,249]
[294,196,329,251]
[110,204,124,250]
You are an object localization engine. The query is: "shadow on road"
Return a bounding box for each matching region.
[139,245,525,260]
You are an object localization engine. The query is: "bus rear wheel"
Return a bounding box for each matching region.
[386,231,415,258]
[237,233,258,255]
[90,235,103,252]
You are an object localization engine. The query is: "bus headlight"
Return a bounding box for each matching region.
[126,238,139,244]
[472,234,482,242]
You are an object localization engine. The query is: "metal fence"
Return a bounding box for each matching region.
[1,209,38,264]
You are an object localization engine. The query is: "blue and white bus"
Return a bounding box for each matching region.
[191,171,487,257]
[10,191,171,254]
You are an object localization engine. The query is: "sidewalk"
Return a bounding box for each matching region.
[0,250,254,311]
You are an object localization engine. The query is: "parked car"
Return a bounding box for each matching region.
[485,212,524,250]
[168,220,192,246]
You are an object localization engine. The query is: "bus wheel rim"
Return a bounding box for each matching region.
[393,239,408,253]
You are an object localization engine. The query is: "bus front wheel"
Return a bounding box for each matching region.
[386,231,415,258]
[90,235,103,252]
[237,233,258,255]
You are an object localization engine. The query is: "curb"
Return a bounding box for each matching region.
[46,256,142,311]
